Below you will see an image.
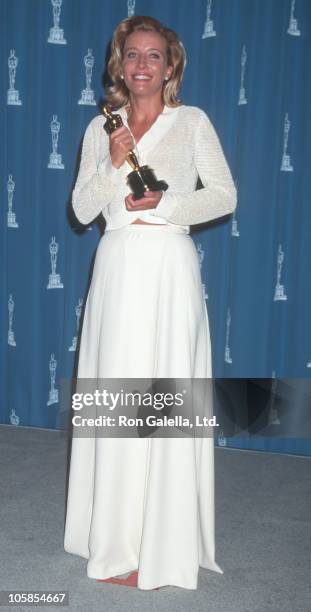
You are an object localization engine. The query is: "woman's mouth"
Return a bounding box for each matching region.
[132,74,152,81]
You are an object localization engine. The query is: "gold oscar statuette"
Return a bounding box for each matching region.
[102,104,168,200]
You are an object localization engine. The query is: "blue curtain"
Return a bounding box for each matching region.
[1,0,310,455]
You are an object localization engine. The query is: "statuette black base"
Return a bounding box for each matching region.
[127,165,168,200]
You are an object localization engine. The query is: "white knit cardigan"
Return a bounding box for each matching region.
[72,104,237,230]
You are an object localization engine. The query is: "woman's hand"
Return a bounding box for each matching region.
[109,126,135,169]
[125,190,163,211]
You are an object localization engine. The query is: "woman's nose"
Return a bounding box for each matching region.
[137,54,147,68]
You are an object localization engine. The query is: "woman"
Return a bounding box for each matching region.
[64,15,237,590]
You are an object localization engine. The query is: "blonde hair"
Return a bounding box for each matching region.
[105,15,186,110]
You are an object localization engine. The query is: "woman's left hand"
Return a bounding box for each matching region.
[125,190,163,211]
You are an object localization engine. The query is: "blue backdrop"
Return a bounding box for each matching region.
[1,0,310,455]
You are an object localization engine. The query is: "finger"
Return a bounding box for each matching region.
[126,193,160,207]
[143,192,162,204]
[128,197,146,207]
[120,140,134,152]
[143,191,158,197]
[111,128,134,146]
[125,194,137,209]
[114,136,134,151]
[130,197,145,206]
[122,134,135,147]
[112,136,130,147]
[110,126,128,139]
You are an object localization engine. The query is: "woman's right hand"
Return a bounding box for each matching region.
[109,126,135,169]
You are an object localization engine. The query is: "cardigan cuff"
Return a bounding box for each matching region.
[148,191,178,219]
[98,156,123,186]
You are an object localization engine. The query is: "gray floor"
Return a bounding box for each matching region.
[0,425,310,612]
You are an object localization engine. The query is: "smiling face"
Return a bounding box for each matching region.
[122,30,173,101]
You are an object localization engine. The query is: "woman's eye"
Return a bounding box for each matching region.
[124,51,161,60]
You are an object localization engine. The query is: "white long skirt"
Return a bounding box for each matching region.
[64,223,223,590]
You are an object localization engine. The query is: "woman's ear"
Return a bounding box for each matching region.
[165,65,173,80]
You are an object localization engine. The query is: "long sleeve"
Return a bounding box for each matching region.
[149,109,237,226]
[72,119,122,225]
